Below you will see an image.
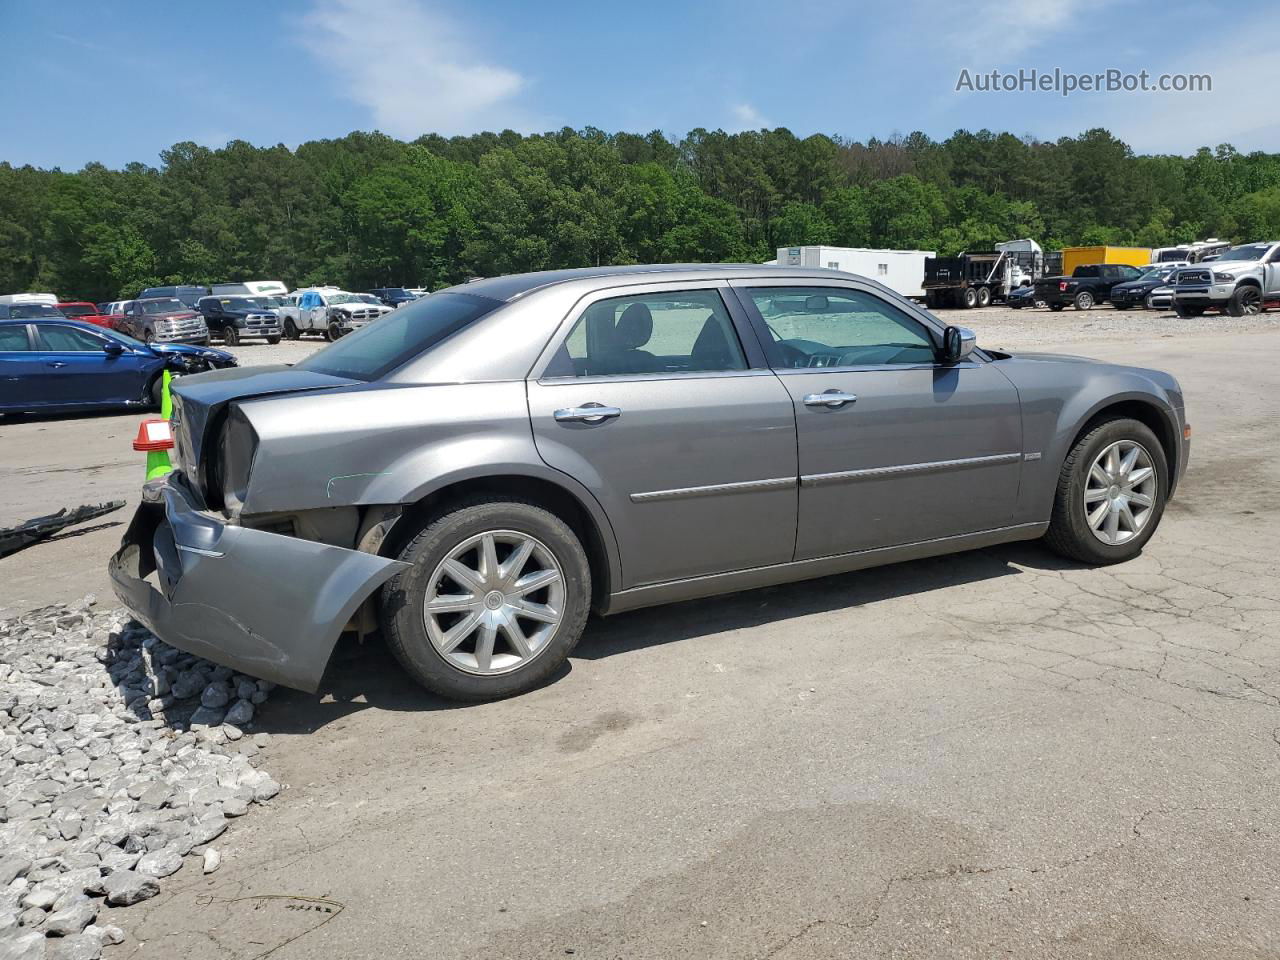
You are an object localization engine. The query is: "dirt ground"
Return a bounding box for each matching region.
[3,307,1280,958]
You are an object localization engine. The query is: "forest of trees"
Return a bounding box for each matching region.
[3,126,1280,303]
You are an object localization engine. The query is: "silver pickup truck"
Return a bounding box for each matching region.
[278,288,393,340]
[1173,241,1280,317]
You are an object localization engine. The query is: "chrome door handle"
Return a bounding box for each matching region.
[803,390,857,408]
[554,403,622,424]
[47,361,68,368]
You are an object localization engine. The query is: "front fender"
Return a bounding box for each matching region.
[993,357,1184,525]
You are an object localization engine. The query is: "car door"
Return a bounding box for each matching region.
[34,323,143,404]
[1267,245,1280,297]
[729,281,1023,560]
[0,324,43,409]
[526,282,798,588]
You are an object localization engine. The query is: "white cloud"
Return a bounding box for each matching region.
[301,0,526,137]
[728,102,769,131]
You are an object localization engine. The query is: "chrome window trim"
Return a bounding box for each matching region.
[801,453,1022,487]
[773,360,984,376]
[537,367,778,387]
[630,476,796,503]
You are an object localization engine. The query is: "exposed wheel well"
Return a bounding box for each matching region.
[385,475,613,610]
[1072,400,1178,481]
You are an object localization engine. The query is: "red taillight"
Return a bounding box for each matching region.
[132,418,174,452]
[1059,282,1069,292]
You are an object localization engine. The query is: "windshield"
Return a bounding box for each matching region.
[99,326,146,348]
[295,292,501,381]
[356,294,382,304]
[327,293,365,305]
[1218,243,1274,262]
[140,298,187,315]
[220,297,260,310]
[258,296,287,308]
[1138,267,1172,281]
[10,304,63,318]
[59,304,96,317]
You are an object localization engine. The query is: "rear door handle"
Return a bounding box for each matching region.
[554,403,622,424]
[47,361,68,368]
[803,390,857,408]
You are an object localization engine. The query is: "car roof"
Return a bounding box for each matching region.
[0,317,107,330]
[437,263,868,302]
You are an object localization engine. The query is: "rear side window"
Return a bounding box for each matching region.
[0,326,31,350]
[295,292,501,381]
[545,290,746,378]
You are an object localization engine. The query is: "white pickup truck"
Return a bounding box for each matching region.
[1172,241,1280,317]
[278,288,394,340]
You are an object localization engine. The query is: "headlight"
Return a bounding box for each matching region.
[1213,272,1235,282]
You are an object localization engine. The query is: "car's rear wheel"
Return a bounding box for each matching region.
[1226,285,1262,317]
[976,285,992,307]
[381,498,592,701]
[1044,417,1168,565]
[960,287,978,309]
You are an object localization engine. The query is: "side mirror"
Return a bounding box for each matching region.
[103,341,125,356]
[942,325,977,363]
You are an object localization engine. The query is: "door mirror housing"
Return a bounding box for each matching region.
[942,325,977,363]
[103,340,125,356]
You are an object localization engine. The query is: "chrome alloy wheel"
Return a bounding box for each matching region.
[1084,440,1157,545]
[422,530,565,675]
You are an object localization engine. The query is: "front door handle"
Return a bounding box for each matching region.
[554,403,622,424]
[803,390,857,408]
[47,361,68,368]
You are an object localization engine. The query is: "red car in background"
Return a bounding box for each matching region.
[57,302,118,329]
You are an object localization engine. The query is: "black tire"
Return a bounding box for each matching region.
[327,322,342,341]
[148,375,165,408]
[976,286,992,307]
[1073,290,1095,310]
[222,326,240,346]
[1112,303,1132,311]
[1174,303,1205,318]
[1049,303,1066,312]
[143,330,155,344]
[1044,417,1169,566]
[960,287,978,309]
[283,319,299,340]
[1226,285,1263,317]
[266,336,281,345]
[380,498,592,701]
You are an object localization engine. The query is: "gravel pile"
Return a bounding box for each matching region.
[1,597,282,958]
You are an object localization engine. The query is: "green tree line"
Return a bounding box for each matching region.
[3,126,1280,302]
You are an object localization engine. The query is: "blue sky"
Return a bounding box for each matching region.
[2,0,1276,171]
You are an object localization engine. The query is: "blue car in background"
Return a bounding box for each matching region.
[0,318,236,416]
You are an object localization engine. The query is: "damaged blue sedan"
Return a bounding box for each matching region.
[110,264,1189,701]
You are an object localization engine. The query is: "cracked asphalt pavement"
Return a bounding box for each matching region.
[2,325,1279,958]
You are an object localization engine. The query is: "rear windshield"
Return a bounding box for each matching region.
[294,292,501,381]
[59,304,96,317]
[9,304,63,318]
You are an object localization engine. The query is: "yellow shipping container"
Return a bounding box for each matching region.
[1060,246,1153,275]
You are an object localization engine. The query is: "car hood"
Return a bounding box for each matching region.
[1113,280,1159,293]
[143,310,199,321]
[148,342,236,362]
[170,366,361,478]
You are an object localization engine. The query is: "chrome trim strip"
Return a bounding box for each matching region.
[630,476,796,503]
[801,452,1021,487]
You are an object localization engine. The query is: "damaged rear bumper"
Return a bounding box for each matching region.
[108,473,407,692]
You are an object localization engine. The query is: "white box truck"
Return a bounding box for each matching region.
[775,246,935,299]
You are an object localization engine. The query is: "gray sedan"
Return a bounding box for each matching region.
[110,264,1189,700]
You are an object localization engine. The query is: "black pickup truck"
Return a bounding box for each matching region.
[1033,263,1146,311]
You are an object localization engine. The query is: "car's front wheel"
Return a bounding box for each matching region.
[381,498,592,701]
[1074,291,1095,310]
[222,326,240,346]
[1044,417,1168,565]
[283,319,299,340]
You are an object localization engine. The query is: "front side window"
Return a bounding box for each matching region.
[545,290,746,378]
[36,324,106,352]
[0,326,32,350]
[747,286,937,368]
